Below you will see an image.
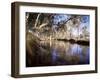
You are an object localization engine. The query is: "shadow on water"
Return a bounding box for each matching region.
[26,40,90,67]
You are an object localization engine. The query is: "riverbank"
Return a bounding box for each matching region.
[57,39,89,46]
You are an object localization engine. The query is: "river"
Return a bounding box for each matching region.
[26,40,89,67]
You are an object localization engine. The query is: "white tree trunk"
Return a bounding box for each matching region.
[34,13,41,28]
[39,23,48,29]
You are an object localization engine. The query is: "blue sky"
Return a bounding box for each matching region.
[53,14,71,25]
[52,14,90,36]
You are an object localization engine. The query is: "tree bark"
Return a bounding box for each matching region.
[34,13,41,28]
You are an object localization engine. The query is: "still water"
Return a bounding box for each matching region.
[27,40,89,67]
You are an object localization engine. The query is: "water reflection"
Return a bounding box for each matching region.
[27,40,89,67]
[50,41,89,65]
